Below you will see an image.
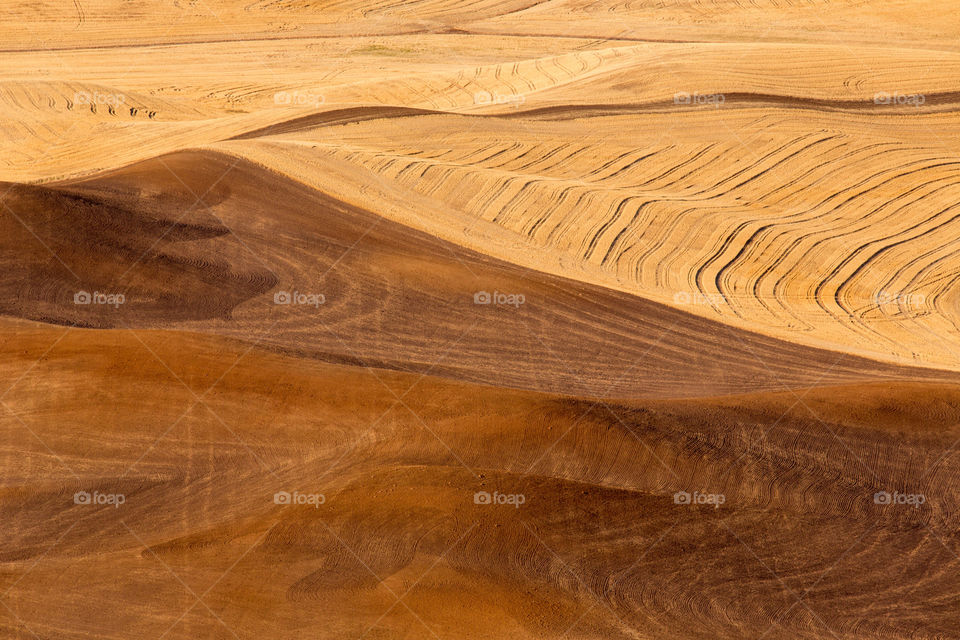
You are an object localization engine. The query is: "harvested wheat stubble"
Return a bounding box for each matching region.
[5,149,954,398]
[2,1,960,639]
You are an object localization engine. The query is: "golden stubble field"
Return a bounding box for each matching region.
[2,2,960,639]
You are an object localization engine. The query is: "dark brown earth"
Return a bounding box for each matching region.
[1,323,958,639]
[1,150,954,399]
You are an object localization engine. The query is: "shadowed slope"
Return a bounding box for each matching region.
[3,2,960,640]
[229,106,439,140]
[0,177,277,328]
[1,323,958,640]
[0,149,951,398]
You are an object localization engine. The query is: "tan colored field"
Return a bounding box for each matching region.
[2,1,960,639]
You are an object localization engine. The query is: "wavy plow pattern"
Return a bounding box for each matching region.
[255,101,960,368]
[3,3,960,639]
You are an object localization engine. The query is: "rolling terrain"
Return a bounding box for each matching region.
[3,324,960,639]
[2,1,960,639]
